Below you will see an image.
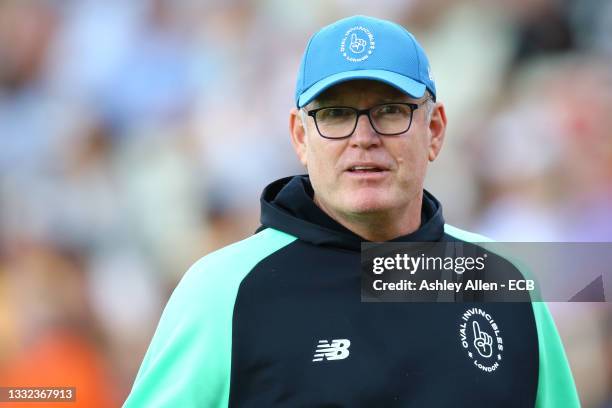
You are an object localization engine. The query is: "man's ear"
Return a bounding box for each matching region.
[427,102,447,162]
[289,108,308,167]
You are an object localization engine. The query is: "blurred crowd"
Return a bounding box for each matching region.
[0,0,610,406]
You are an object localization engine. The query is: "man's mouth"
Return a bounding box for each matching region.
[346,165,388,173]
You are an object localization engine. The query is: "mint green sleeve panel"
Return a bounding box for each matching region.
[123,228,296,408]
[443,224,580,408]
[533,302,580,408]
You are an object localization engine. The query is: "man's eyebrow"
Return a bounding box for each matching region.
[312,96,341,107]
[377,96,412,103]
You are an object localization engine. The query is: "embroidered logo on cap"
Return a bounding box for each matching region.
[340,26,375,62]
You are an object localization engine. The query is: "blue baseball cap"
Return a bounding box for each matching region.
[295,15,436,108]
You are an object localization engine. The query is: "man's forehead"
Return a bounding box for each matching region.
[313,80,412,105]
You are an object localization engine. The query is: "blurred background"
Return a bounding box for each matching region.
[0,0,610,406]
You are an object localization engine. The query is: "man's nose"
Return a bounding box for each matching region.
[350,114,380,148]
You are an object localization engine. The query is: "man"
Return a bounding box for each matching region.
[124,15,579,407]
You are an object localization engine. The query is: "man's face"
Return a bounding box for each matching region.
[290,80,446,220]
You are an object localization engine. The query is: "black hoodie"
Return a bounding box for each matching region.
[124,176,579,408]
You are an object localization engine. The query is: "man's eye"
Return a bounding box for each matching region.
[378,105,405,115]
[328,108,350,117]
[319,108,352,120]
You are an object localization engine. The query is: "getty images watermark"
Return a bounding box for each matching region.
[361,242,612,302]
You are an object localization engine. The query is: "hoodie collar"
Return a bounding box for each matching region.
[260,175,445,251]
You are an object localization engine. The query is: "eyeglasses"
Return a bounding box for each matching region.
[304,101,430,139]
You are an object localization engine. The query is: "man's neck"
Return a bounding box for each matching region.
[313,192,423,242]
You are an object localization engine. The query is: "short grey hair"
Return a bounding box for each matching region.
[422,90,435,122]
[299,108,308,127]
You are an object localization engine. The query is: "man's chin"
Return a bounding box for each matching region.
[343,197,394,215]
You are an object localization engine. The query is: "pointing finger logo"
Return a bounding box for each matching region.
[472,321,493,358]
[349,33,367,54]
[340,27,375,62]
[459,308,503,373]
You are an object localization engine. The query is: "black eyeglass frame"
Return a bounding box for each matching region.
[304,100,431,140]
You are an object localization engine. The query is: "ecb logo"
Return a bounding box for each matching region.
[340,26,375,62]
[458,307,504,373]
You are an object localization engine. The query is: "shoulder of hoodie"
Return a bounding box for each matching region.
[184,224,493,283]
[175,224,491,296]
[444,223,539,291]
[443,223,495,243]
[184,224,489,273]
[173,228,298,297]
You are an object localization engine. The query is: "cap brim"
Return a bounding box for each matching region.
[297,70,426,108]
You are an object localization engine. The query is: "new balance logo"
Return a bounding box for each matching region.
[312,339,351,362]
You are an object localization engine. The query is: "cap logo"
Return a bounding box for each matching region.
[340,26,375,62]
